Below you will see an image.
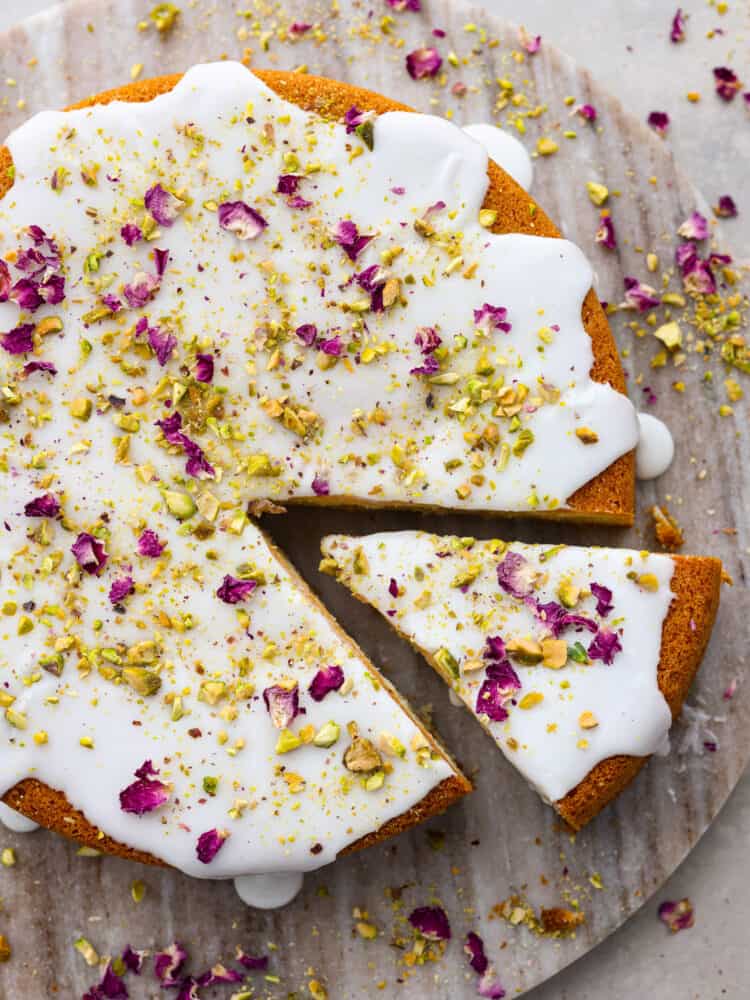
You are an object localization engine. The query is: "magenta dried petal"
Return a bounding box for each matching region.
[121,945,145,974]
[670,7,686,42]
[410,354,440,376]
[595,213,617,249]
[276,174,302,195]
[408,905,451,941]
[102,293,123,313]
[475,659,521,723]
[588,628,622,665]
[534,600,597,637]
[40,273,65,305]
[334,220,373,261]
[24,492,60,518]
[218,200,267,240]
[172,978,200,1000]
[196,964,244,987]
[263,683,300,727]
[415,327,442,353]
[121,223,143,246]
[406,46,443,79]
[236,949,269,971]
[713,66,741,102]
[320,334,343,356]
[623,276,660,311]
[196,827,229,864]
[713,195,738,219]
[497,551,535,599]
[216,575,257,604]
[311,474,330,496]
[658,898,694,932]
[144,183,183,226]
[343,105,376,132]
[518,27,541,54]
[156,410,182,437]
[10,277,42,311]
[22,360,57,377]
[119,758,169,816]
[287,194,312,209]
[308,665,345,702]
[137,529,165,557]
[677,211,709,240]
[109,575,135,605]
[647,110,670,136]
[386,0,421,9]
[723,678,738,700]
[589,582,613,616]
[83,962,129,1000]
[473,303,512,333]
[295,323,318,346]
[154,942,188,983]
[484,635,506,661]
[0,259,10,301]
[388,578,399,598]
[147,324,177,366]
[289,21,312,34]
[574,103,597,122]
[123,271,160,309]
[194,353,214,383]
[464,932,488,974]
[71,532,108,575]
[478,968,507,999]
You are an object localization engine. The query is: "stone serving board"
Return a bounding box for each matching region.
[0,1,747,997]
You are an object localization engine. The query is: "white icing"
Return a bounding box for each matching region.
[636,413,675,480]
[462,124,533,191]
[234,871,304,909]
[0,61,638,519]
[322,532,676,804]
[0,802,39,833]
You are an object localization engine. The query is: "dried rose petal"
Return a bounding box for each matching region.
[235,949,269,971]
[82,962,128,1000]
[713,195,738,219]
[595,213,617,249]
[386,0,421,9]
[409,905,451,941]
[155,411,215,480]
[121,945,145,974]
[658,898,694,932]
[154,942,188,984]
[311,474,330,496]
[24,493,60,518]
[406,47,442,80]
[534,600,597,637]
[289,21,312,34]
[71,532,108,575]
[476,659,522,722]
[320,334,343,356]
[123,271,160,309]
[216,575,257,604]
[474,303,512,333]
[677,211,709,240]
[497,551,535,599]
[478,968,507,999]
[713,66,741,102]
[575,103,597,122]
[194,353,214,383]
[0,260,10,301]
[343,106,376,133]
[647,110,670,136]
[670,7,686,43]
[109,576,135,605]
[10,278,42,311]
[334,220,373,261]
[121,223,143,246]
[518,27,541,54]
[119,759,169,815]
[296,323,318,346]
[196,828,229,864]
[144,183,183,226]
[590,582,613,617]
[147,324,177,366]
[723,678,738,700]
[22,360,57,377]
[218,201,267,240]
[1,323,34,354]
[623,276,660,311]
[196,964,243,987]
[137,529,165,557]
[588,628,622,665]
[484,636,506,661]
[388,578,399,598]
[263,683,300,728]
[308,665,345,702]
[464,931,488,974]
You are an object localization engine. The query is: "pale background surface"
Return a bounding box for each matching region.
[0,2,747,998]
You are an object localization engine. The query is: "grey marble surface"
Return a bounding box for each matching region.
[0,3,746,999]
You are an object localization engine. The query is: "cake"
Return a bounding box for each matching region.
[0,61,638,527]
[320,532,721,828]
[0,66,488,879]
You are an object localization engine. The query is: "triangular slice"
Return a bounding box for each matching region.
[321,532,721,828]
[0,61,637,525]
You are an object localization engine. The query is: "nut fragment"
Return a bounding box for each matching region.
[541,639,568,669]
[343,724,383,773]
[506,637,543,665]
[579,711,599,729]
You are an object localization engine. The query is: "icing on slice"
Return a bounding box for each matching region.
[0,802,39,833]
[0,61,637,520]
[462,124,533,191]
[321,531,705,812]
[636,413,675,480]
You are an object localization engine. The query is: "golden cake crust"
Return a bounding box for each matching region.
[0,69,634,524]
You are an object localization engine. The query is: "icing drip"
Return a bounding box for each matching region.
[636,413,675,480]
[322,532,676,804]
[0,61,638,519]
[234,871,304,909]
[0,802,39,833]
[462,124,533,191]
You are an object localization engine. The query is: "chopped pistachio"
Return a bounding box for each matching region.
[579,711,599,729]
[518,691,544,709]
[275,729,302,754]
[313,721,340,748]
[506,636,543,664]
[343,726,383,773]
[163,489,196,520]
[122,667,162,696]
[70,397,92,421]
[433,647,459,680]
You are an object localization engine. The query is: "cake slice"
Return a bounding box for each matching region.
[320,532,721,828]
[0,61,637,524]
